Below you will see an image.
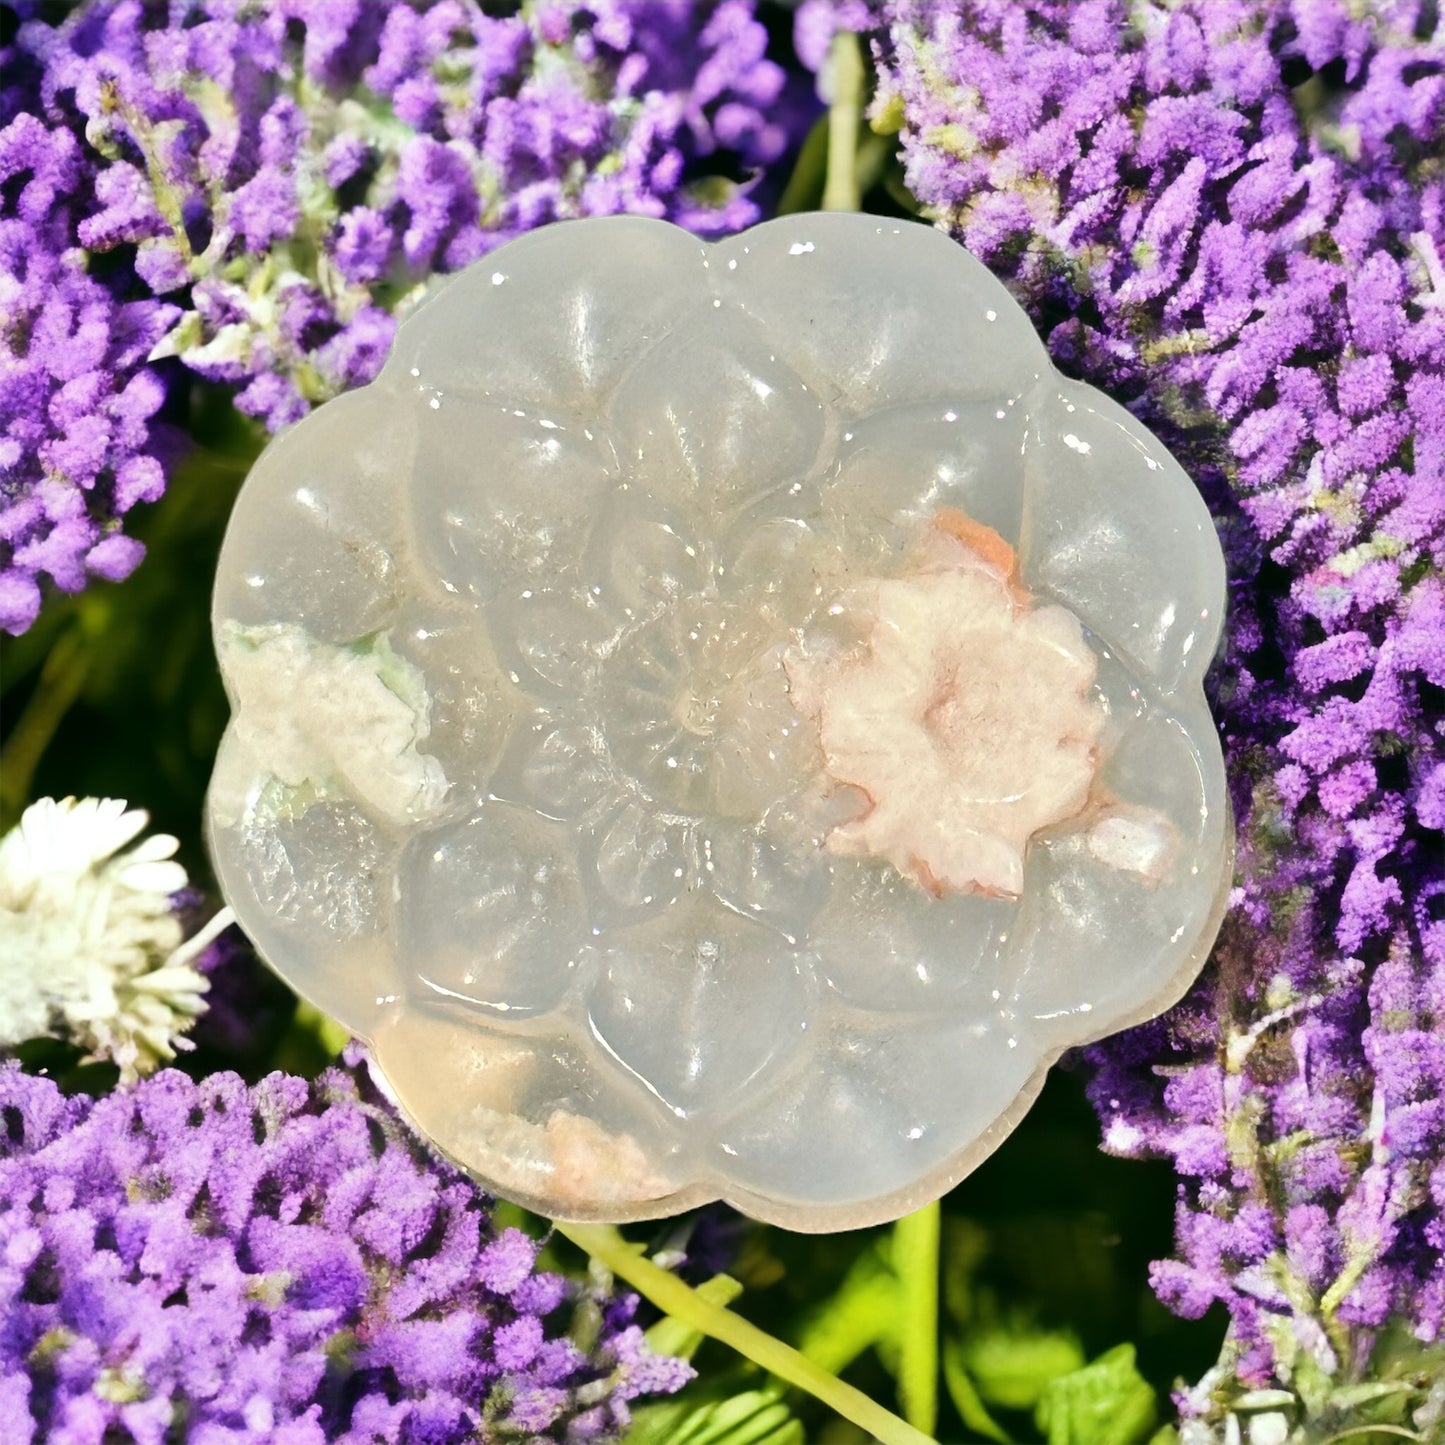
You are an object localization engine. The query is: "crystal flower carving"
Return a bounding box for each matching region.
[486,494,834,938]
[208,214,1232,1231]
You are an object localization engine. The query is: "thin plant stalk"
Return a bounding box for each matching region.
[0,622,91,830]
[894,1200,941,1437]
[556,1221,938,1445]
[822,31,865,212]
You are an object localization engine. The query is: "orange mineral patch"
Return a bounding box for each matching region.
[931,507,1025,597]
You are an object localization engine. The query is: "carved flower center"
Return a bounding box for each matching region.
[606,595,808,820]
[675,684,722,738]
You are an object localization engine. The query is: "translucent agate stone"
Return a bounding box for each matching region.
[208,214,1232,1231]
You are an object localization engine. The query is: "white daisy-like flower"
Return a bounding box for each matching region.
[0,797,226,1081]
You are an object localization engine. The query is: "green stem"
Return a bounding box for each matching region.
[556,1222,937,1445]
[894,1201,941,1437]
[1320,1243,1378,1319]
[111,85,192,262]
[1318,1428,1422,1444]
[822,31,866,212]
[776,115,830,216]
[0,623,92,830]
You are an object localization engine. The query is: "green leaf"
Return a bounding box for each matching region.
[960,1323,1086,1412]
[294,1000,350,1057]
[775,115,829,215]
[940,1218,991,1329]
[268,998,348,1079]
[942,1338,1012,1445]
[795,1243,899,1377]
[624,1388,804,1445]
[1288,1350,1335,1419]
[1033,1344,1158,1445]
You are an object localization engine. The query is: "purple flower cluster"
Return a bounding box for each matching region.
[0,0,798,635]
[0,1062,689,1444]
[0,107,179,634]
[867,0,1445,1404]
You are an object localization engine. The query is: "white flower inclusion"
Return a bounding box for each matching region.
[500,500,1123,921]
[0,797,224,1081]
[213,623,449,826]
[797,512,1107,899]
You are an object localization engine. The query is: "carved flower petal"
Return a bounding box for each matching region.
[486,584,622,699]
[384,216,709,409]
[824,400,1028,570]
[383,606,523,796]
[1006,699,1232,1049]
[214,386,413,644]
[717,214,1047,415]
[597,615,709,809]
[209,739,403,1037]
[399,804,589,1017]
[597,597,813,820]
[581,800,693,927]
[715,1015,1036,1229]
[1020,379,1225,690]
[587,901,813,1120]
[489,709,611,822]
[607,301,825,515]
[410,398,613,605]
[585,488,710,622]
[705,810,832,943]
[720,505,852,636]
[811,864,1015,1013]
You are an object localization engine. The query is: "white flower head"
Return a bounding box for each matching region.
[0,797,212,1081]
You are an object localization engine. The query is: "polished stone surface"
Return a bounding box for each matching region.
[209,214,1232,1230]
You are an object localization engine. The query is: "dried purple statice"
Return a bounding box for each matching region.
[0,0,800,634]
[0,1062,690,1443]
[865,0,1445,1430]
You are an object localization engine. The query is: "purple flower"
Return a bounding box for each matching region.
[793,0,877,75]
[0,111,180,634]
[0,1062,689,1443]
[1,0,806,634]
[866,0,1445,1421]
